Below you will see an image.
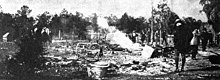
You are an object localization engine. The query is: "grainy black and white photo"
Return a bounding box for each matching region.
[0,0,220,80]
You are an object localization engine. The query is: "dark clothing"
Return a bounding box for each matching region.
[202,40,208,51]
[162,32,167,45]
[201,30,209,51]
[207,33,213,46]
[173,19,190,71]
[141,33,146,43]
[174,27,190,52]
[217,34,220,45]
[131,33,137,43]
[191,45,198,59]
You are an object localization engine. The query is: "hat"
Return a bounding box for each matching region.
[175,19,183,27]
[176,22,182,26]
[175,19,181,22]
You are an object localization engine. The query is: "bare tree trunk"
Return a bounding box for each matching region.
[159,24,162,45]
[150,0,154,45]
[0,15,3,42]
[150,21,154,44]
[0,28,2,42]
[59,30,61,40]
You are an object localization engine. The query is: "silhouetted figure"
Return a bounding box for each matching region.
[131,32,137,43]
[190,29,200,60]
[207,32,213,47]
[173,19,190,72]
[162,30,167,46]
[141,32,146,44]
[207,21,214,47]
[201,28,209,51]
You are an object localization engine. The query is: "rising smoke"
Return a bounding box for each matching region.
[98,17,154,58]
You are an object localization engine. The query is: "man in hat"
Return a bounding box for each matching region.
[173,19,191,71]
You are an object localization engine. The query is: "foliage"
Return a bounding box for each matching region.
[91,13,99,32]
[116,13,148,34]
[7,28,49,77]
[200,0,220,32]
[0,13,14,41]
[0,5,35,41]
[0,7,92,41]
[70,12,91,39]
[117,13,131,33]
[17,5,32,16]
[13,5,35,40]
[151,2,179,34]
[6,5,48,78]
[106,14,119,26]
[49,9,91,40]
[35,11,52,29]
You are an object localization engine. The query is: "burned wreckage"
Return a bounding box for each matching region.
[41,36,176,79]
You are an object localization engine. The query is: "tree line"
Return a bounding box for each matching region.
[0,5,93,41]
[1,0,219,43]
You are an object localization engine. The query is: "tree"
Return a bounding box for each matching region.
[200,0,220,32]
[17,5,32,17]
[7,28,49,78]
[35,11,52,29]
[91,13,99,32]
[49,14,62,37]
[106,14,119,26]
[49,10,91,40]
[117,13,131,32]
[155,2,179,34]
[72,13,91,39]
[115,13,149,43]
[0,12,14,41]
[148,1,180,44]
[6,5,49,78]
[133,17,147,33]
[34,12,52,42]
[13,5,34,40]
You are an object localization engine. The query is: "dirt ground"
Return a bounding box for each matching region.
[1,43,220,80]
[98,48,220,80]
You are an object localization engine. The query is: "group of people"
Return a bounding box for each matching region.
[173,19,214,72]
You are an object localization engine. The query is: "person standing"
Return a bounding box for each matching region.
[201,28,209,51]
[141,30,146,44]
[190,29,200,60]
[131,31,137,43]
[162,30,167,46]
[206,21,215,47]
[173,19,191,72]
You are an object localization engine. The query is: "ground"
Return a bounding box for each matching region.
[1,42,220,80]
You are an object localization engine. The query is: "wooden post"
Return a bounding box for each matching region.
[59,30,61,40]
[150,0,154,45]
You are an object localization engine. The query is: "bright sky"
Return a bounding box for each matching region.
[0,0,207,22]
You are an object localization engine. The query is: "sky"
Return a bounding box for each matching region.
[0,0,207,22]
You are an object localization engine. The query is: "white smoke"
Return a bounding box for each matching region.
[97,17,154,59]
[97,16,109,29]
[96,16,134,49]
[95,16,135,49]
[105,28,154,58]
[105,27,134,49]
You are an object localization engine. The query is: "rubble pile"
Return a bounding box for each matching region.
[0,42,19,55]
[118,58,175,75]
[45,55,81,67]
[45,40,178,77]
[47,42,74,55]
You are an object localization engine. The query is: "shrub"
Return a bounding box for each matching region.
[7,29,49,77]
